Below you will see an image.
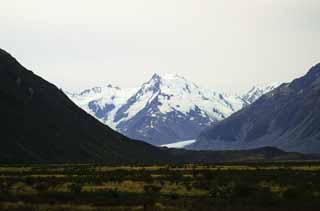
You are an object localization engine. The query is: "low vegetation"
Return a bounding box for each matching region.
[0,162,320,210]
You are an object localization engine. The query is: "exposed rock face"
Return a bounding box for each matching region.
[0,48,311,163]
[68,73,278,145]
[189,64,320,153]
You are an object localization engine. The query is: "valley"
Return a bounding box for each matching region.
[2,1,320,209]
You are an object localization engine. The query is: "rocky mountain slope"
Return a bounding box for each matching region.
[68,74,278,145]
[0,48,311,163]
[189,64,320,153]
[0,48,170,164]
[242,83,281,104]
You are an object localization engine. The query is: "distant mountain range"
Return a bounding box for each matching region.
[189,64,320,153]
[0,48,314,163]
[67,74,279,145]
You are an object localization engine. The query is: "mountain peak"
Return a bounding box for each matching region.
[106,84,121,90]
[0,48,9,56]
[191,63,320,153]
[152,73,185,81]
[306,63,320,77]
[68,72,279,145]
[249,82,281,91]
[242,83,281,104]
[313,63,320,68]
[79,87,102,95]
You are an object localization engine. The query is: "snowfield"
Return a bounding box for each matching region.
[66,73,279,145]
[161,140,197,149]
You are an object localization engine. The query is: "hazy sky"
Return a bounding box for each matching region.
[1,0,320,93]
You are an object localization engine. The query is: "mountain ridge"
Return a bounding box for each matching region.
[0,48,171,164]
[0,48,313,163]
[68,73,279,145]
[189,63,320,153]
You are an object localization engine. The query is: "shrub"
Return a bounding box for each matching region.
[209,183,235,203]
[68,183,83,193]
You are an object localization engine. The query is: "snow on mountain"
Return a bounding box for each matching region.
[161,140,196,148]
[67,74,279,146]
[67,85,138,129]
[153,73,245,120]
[242,83,281,104]
[189,64,320,153]
[110,73,249,145]
[120,73,245,123]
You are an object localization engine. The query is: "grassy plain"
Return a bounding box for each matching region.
[0,162,320,210]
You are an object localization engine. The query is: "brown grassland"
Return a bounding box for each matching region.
[0,162,320,211]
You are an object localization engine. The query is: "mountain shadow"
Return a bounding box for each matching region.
[190,64,320,153]
[0,48,311,163]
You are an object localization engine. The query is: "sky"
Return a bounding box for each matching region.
[1,0,320,93]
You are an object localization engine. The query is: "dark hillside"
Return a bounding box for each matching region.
[0,49,169,164]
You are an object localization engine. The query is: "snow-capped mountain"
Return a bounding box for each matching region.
[189,64,320,153]
[67,85,138,129]
[242,83,281,104]
[67,74,279,145]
